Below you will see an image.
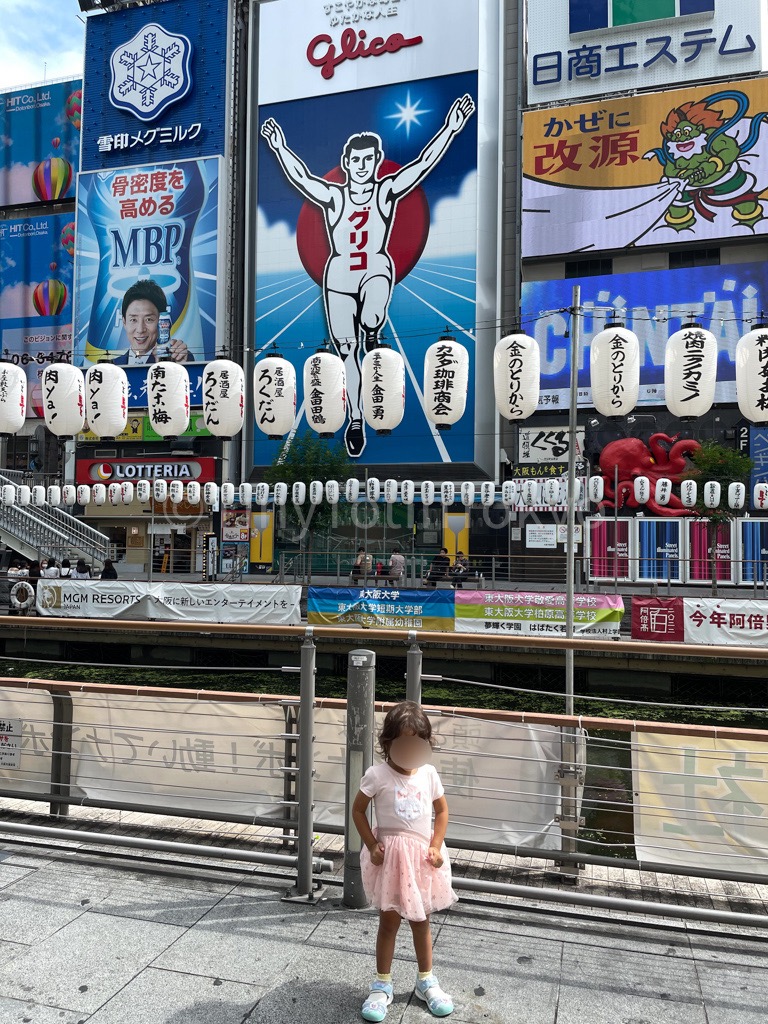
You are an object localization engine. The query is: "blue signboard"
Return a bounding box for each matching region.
[741,520,768,581]
[81,0,229,171]
[307,587,455,631]
[637,519,682,583]
[1,79,80,207]
[522,262,767,410]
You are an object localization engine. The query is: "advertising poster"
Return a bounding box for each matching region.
[75,456,216,485]
[250,511,275,574]
[522,262,767,407]
[221,510,250,542]
[73,157,221,379]
[633,595,768,645]
[631,596,685,642]
[1,79,80,207]
[523,77,768,257]
[455,591,624,637]
[686,520,733,583]
[0,214,76,418]
[80,0,230,172]
[637,519,682,583]
[587,519,632,580]
[254,0,498,470]
[741,519,768,582]
[750,425,768,509]
[307,587,455,631]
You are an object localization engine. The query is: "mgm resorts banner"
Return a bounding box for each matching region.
[36,581,301,626]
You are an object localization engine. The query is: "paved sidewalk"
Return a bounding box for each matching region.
[0,841,764,1023]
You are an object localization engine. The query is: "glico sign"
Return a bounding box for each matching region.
[306,28,424,81]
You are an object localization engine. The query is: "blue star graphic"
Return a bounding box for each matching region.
[137,53,161,83]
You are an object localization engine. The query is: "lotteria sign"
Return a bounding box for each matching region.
[76,457,215,484]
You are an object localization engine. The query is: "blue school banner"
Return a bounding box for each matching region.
[307,587,455,631]
[637,519,682,583]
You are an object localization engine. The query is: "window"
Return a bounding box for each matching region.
[564,257,612,279]
[668,248,719,269]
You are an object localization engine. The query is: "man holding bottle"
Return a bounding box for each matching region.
[113,280,190,365]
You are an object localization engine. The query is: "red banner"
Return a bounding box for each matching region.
[76,457,216,485]
[631,597,684,643]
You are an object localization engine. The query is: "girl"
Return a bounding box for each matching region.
[352,701,457,1021]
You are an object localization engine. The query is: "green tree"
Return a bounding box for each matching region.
[685,440,753,595]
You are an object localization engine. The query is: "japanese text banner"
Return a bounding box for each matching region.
[631,596,768,646]
[307,587,455,632]
[455,591,623,637]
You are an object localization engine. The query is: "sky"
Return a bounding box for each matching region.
[0,0,85,90]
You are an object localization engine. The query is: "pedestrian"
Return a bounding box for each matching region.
[352,546,373,584]
[387,546,405,587]
[27,561,41,589]
[352,700,457,1021]
[450,551,469,589]
[41,558,60,579]
[425,548,450,587]
[71,559,92,580]
[59,559,72,579]
[100,559,118,580]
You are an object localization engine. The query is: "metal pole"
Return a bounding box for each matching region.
[343,648,376,909]
[406,630,422,704]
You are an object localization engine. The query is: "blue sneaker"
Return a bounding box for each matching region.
[414,975,453,1017]
[362,980,393,1022]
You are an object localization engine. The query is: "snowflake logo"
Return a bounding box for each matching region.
[109,23,193,123]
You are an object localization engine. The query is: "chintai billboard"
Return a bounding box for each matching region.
[252,0,500,471]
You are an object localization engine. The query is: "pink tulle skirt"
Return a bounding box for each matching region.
[360,828,458,922]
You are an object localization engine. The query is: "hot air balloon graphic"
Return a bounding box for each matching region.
[33,280,68,317]
[31,158,72,202]
[49,261,57,273]
[60,221,75,259]
[51,137,60,150]
[66,90,81,131]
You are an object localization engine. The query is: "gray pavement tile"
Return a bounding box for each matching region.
[0,863,38,888]
[88,880,225,927]
[86,967,263,1024]
[306,900,450,962]
[687,932,768,969]
[554,987,707,1024]
[0,941,29,968]
[0,911,186,1014]
[0,869,112,944]
[695,962,768,1023]
[558,943,703,1003]
[0,996,90,1023]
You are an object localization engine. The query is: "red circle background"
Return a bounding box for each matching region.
[295,160,431,287]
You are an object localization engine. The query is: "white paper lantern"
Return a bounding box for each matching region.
[85,363,128,439]
[136,480,150,503]
[254,357,296,438]
[221,483,235,506]
[420,481,435,506]
[521,479,540,506]
[108,482,121,506]
[309,480,323,505]
[570,479,583,504]
[345,479,361,503]
[204,482,219,506]
[147,361,190,437]
[460,482,476,507]
[502,480,520,506]
[655,478,673,506]
[590,323,640,418]
[325,480,340,504]
[47,485,61,507]
[120,482,134,505]
[493,334,540,421]
[17,486,30,507]
[31,486,46,506]
[384,479,398,503]
[480,481,495,506]
[186,481,201,504]
[202,359,245,438]
[728,482,746,509]
[401,480,415,505]
[424,336,469,429]
[153,479,168,503]
[633,475,651,505]
[255,482,270,506]
[292,481,306,505]
[61,485,76,507]
[1,485,15,506]
[703,481,721,508]
[169,480,184,504]
[92,484,106,506]
[665,323,718,418]
[273,482,288,506]
[238,483,253,506]
[367,477,381,502]
[304,351,346,436]
[542,478,561,506]
[362,346,405,434]
[0,363,27,435]
[440,481,455,506]
[77,485,92,506]
[42,364,85,437]
[681,479,698,508]
[736,326,768,424]
[588,475,605,504]
[754,482,768,509]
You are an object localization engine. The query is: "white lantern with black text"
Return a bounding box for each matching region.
[424,335,469,429]
[480,481,495,506]
[238,483,253,507]
[460,482,475,507]
[147,361,190,437]
[1,486,15,506]
[186,481,200,505]
[502,480,520,507]
[569,479,583,504]
[309,480,323,505]
[0,363,26,435]
[681,479,698,508]
[736,325,768,423]
[345,479,360,503]
[401,480,415,505]
[304,351,346,436]
[384,479,398,503]
[47,485,61,507]
[221,483,235,507]
[273,482,288,506]
[17,486,30,507]
[655,478,672,506]
[367,477,381,502]
[255,482,270,506]
[169,481,184,504]
[77,485,91,506]
[493,334,539,421]
[588,476,605,504]
[634,475,651,505]
[755,482,768,510]
[542,478,561,506]
[120,482,134,505]
[204,482,219,506]
[31,486,45,506]
[440,481,455,506]
[325,480,340,505]
[292,482,306,506]
[703,481,721,508]
[42,364,85,437]
[362,346,405,434]
[202,359,245,438]
[665,323,717,418]
[136,480,150,503]
[254,357,296,438]
[590,323,640,418]
[85,363,128,439]
[521,479,540,506]
[153,479,168,503]
[420,481,435,506]
[108,483,121,506]
[728,482,746,509]
[92,484,106,506]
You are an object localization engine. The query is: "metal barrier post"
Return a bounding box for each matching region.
[284,627,323,903]
[343,648,376,909]
[406,630,422,704]
[50,692,73,817]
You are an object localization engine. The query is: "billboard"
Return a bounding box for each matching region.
[253,0,499,469]
[1,79,80,207]
[522,261,767,408]
[526,0,766,105]
[523,77,768,257]
[0,214,76,418]
[73,157,222,371]
[81,0,230,171]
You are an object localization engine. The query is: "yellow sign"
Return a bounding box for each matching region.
[250,511,274,567]
[79,417,145,442]
[442,511,469,560]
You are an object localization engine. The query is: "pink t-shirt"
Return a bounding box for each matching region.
[359,761,445,841]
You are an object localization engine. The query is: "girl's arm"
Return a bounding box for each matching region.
[427,795,449,867]
[352,790,385,864]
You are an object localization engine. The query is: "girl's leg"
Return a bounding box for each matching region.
[408,917,433,973]
[376,910,402,974]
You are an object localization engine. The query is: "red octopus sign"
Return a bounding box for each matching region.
[598,433,701,517]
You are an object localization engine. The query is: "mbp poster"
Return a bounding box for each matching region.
[253,0,499,470]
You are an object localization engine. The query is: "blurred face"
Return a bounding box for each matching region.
[123,299,159,355]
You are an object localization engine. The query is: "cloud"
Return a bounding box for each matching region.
[0,1,84,90]
[256,208,304,274]
[421,171,478,258]
[0,161,38,206]
[0,283,40,319]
